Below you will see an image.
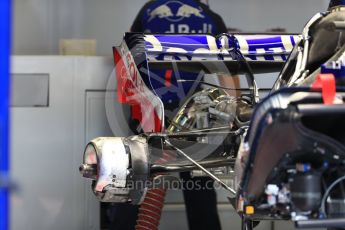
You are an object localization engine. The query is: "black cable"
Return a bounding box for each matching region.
[320,175,345,216]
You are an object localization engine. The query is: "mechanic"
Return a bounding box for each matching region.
[131,0,226,34]
[131,0,238,114]
[109,1,231,230]
[329,0,345,9]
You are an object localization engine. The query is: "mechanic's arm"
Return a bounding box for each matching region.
[214,16,241,97]
[218,74,241,97]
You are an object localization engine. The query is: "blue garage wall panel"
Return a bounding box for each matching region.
[0,0,11,230]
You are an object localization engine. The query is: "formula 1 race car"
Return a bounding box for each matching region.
[80,3,345,230]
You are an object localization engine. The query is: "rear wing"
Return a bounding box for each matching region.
[113,33,301,131]
[123,33,300,73]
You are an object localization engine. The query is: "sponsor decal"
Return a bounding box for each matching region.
[234,35,301,61]
[321,50,345,78]
[148,1,205,22]
[147,1,211,33]
[114,42,164,132]
[144,34,220,61]
[148,5,174,22]
[176,4,205,19]
[144,34,301,61]
[165,23,212,33]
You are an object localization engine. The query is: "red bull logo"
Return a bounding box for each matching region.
[148,5,174,22]
[176,4,205,18]
[148,1,205,22]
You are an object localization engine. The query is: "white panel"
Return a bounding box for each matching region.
[11,73,49,107]
[10,56,77,230]
[10,56,114,230]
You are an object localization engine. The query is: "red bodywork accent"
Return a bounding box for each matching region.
[165,69,173,88]
[311,73,336,105]
[114,47,162,132]
[114,46,165,229]
[114,47,129,104]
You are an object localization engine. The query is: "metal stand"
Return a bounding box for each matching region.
[241,217,254,230]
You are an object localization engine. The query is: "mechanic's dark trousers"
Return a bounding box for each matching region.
[180,172,222,230]
[108,174,221,230]
[108,204,139,230]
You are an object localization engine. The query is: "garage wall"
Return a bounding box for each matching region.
[13,0,329,55]
[211,0,329,32]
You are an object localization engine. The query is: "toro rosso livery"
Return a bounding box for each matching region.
[80,3,345,230]
[116,32,300,117]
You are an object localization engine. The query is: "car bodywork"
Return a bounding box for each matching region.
[80,8,345,230]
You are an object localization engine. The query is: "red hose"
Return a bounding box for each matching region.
[135,148,176,229]
[135,188,166,230]
[134,108,171,230]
